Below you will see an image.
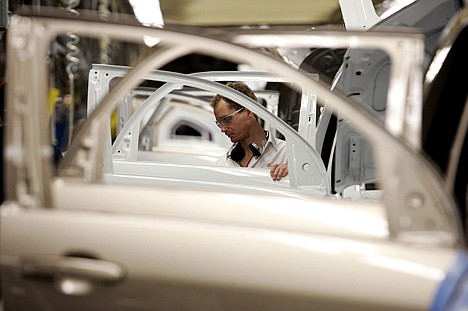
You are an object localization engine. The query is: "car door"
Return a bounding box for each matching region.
[1,7,466,311]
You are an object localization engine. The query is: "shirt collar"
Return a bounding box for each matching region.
[264,130,277,150]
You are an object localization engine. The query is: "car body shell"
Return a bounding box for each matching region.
[0,4,467,311]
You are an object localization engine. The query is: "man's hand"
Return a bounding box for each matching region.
[270,164,288,181]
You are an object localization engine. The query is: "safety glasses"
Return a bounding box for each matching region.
[215,107,244,128]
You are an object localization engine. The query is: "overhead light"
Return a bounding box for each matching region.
[128,0,164,47]
[129,0,164,27]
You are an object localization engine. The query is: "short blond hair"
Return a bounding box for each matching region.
[210,81,257,110]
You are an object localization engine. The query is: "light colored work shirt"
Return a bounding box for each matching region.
[215,132,287,168]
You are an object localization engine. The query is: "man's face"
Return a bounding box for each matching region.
[214,99,247,142]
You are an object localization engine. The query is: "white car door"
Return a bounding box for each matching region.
[1,8,465,311]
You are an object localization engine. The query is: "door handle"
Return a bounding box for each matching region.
[20,255,126,295]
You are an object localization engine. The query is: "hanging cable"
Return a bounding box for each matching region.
[98,0,112,64]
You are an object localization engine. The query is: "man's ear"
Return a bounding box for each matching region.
[245,109,255,119]
[245,109,260,123]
